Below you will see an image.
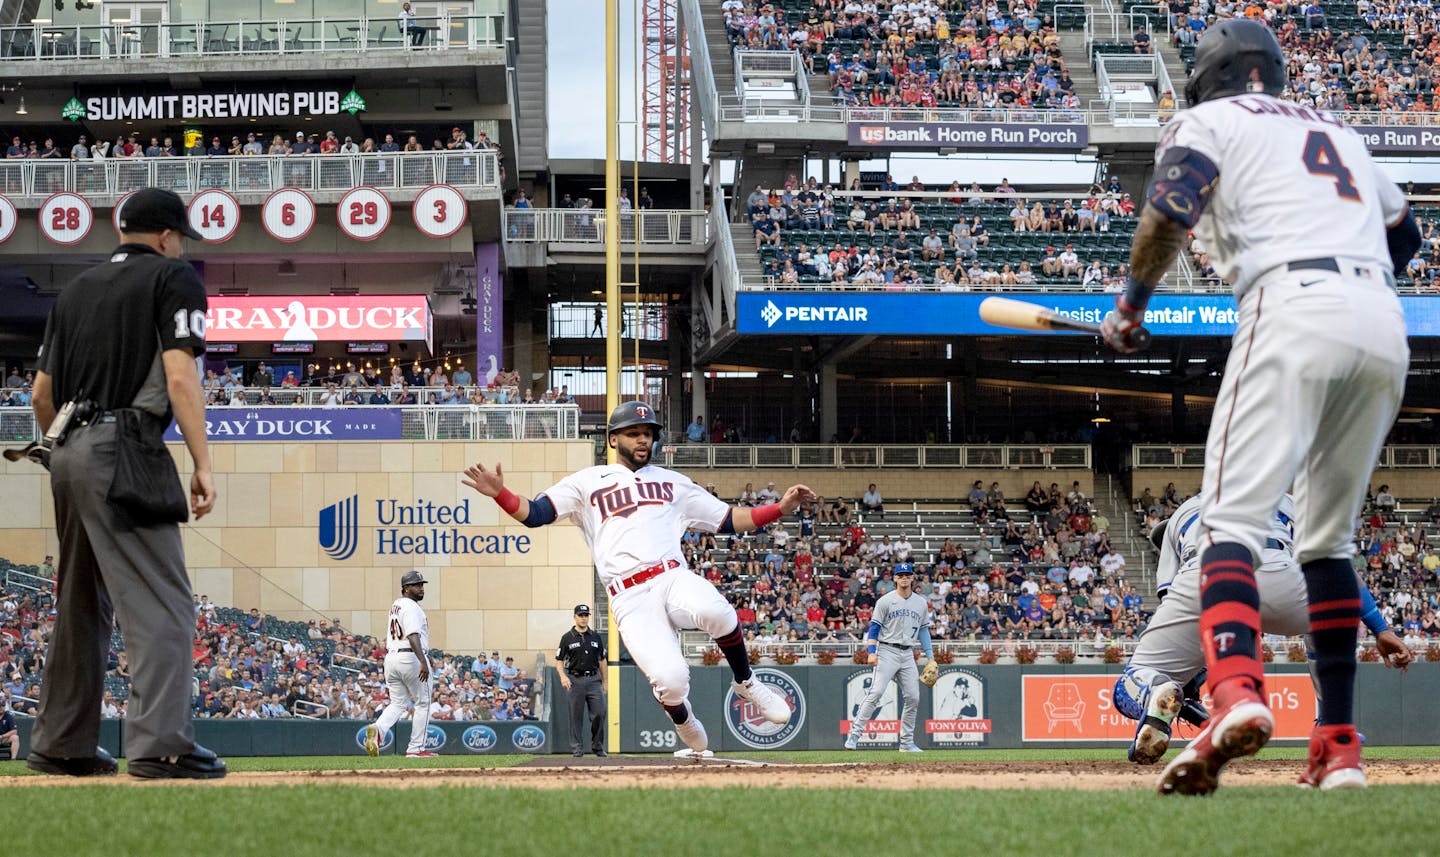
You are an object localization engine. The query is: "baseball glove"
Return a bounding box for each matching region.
[919,658,939,688]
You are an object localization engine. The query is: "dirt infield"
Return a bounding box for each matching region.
[5,758,1440,790]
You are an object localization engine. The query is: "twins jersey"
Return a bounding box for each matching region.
[1161,94,1407,291]
[1155,492,1295,596]
[871,590,931,648]
[538,463,730,586]
[386,596,429,655]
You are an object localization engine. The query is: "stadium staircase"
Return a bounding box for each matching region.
[1057,29,1105,112]
[697,2,738,104]
[728,221,767,286]
[1152,40,1191,108]
[1093,474,1156,603]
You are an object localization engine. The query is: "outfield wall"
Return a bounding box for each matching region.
[0,440,596,656]
[6,664,1431,758]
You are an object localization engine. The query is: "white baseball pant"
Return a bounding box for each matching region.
[374,652,431,755]
[848,644,920,745]
[1199,270,1407,563]
[609,568,738,707]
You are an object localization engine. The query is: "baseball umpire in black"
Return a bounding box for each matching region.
[557,604,607,757]
[28,187,225,779]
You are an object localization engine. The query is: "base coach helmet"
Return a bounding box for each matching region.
[1184,18,1286,107]
[607,401,663,438]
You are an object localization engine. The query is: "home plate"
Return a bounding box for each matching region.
[673,750,775,766]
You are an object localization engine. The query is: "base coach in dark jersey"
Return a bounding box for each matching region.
[557,604,608,757]
[28,187,225,779]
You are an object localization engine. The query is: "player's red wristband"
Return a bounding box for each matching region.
[495,488,521,515]
[750,503,783,529]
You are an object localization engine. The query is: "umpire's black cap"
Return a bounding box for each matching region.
[607,401,663,437]
[118,187,203,240]
[400,570,428,587]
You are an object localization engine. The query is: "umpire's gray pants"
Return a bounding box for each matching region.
[31,421,197,760]
[567,674,606,753]
[848,644,920,744]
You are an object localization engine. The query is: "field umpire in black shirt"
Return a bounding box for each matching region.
[28,187,225,779]
[557,604,607,757]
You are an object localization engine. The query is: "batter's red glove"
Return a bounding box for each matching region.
[1100,299,1145,353]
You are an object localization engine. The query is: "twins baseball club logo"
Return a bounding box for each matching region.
[462,725,498,753]
[512,724,547,751]
[726,668,806,749]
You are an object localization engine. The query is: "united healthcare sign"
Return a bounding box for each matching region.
[739,292,1440,336]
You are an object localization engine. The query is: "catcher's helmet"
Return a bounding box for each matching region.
[607,401,663,438]
[1184,18,1286,107]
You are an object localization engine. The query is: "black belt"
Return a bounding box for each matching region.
[1288,257,1340,273]
[1288,257,1395,288]
[567,670,597,677]
[880,641,912,650]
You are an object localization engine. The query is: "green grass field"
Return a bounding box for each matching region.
[2,749,1437,857]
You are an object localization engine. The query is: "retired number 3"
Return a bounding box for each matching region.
[1302,131,1361,201]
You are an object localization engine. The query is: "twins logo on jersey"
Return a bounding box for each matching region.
[590,479,676,522]
[727,669,806,749]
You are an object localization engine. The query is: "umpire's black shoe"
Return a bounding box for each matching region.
[594,749,609,757]
[572,751,584,758]
[128,743,227,780]
[26,747,119,777]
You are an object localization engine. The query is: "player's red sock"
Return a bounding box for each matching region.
[714,625,752,683]
[1198,542,1264,700]
[1302,557,1361,725]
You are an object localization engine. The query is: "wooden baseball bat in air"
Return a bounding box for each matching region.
[978,296,1151,350]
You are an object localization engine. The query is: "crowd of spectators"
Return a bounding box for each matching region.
[746,174,1140,287]
[1135,482,1440,647]
[1,575,540,723]
[3,125,502,162]
[682,477,1150,649]
[721,0,1083,112]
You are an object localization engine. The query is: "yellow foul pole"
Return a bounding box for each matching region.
[604,0,622,754]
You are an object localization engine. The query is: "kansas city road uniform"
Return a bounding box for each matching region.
[845,581,934,751]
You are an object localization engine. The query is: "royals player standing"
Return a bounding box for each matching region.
[365,570,436,758]
[462,402,811,754]
[844,566,932,752]
[1101,19,1420,795]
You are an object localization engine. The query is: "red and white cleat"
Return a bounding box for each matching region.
[1157,683,1273,796]
[1297,724,1366,790]
[405,750,439,758]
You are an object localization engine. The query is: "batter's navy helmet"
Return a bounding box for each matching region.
[1184,18,1286,107]
[607,401,663,437]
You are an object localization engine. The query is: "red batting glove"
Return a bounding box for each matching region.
[1100,299,1145,353]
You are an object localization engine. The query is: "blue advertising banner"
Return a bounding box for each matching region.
[164,408,405,441]
[737,292,1440,337]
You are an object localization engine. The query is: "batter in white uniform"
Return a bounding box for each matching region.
[1101,19,1419,795]
[462,401,813,754]
[1115,493,1411,765]
[365,570,435,758]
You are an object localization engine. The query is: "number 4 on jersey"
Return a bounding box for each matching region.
[1302,131,1360,201]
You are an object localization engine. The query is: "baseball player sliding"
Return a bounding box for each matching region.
[462,402,809,755]
[1115,493,1411,766]
[1100,19,1419,794]
[365,570,436,758]
[845,565,936,752]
